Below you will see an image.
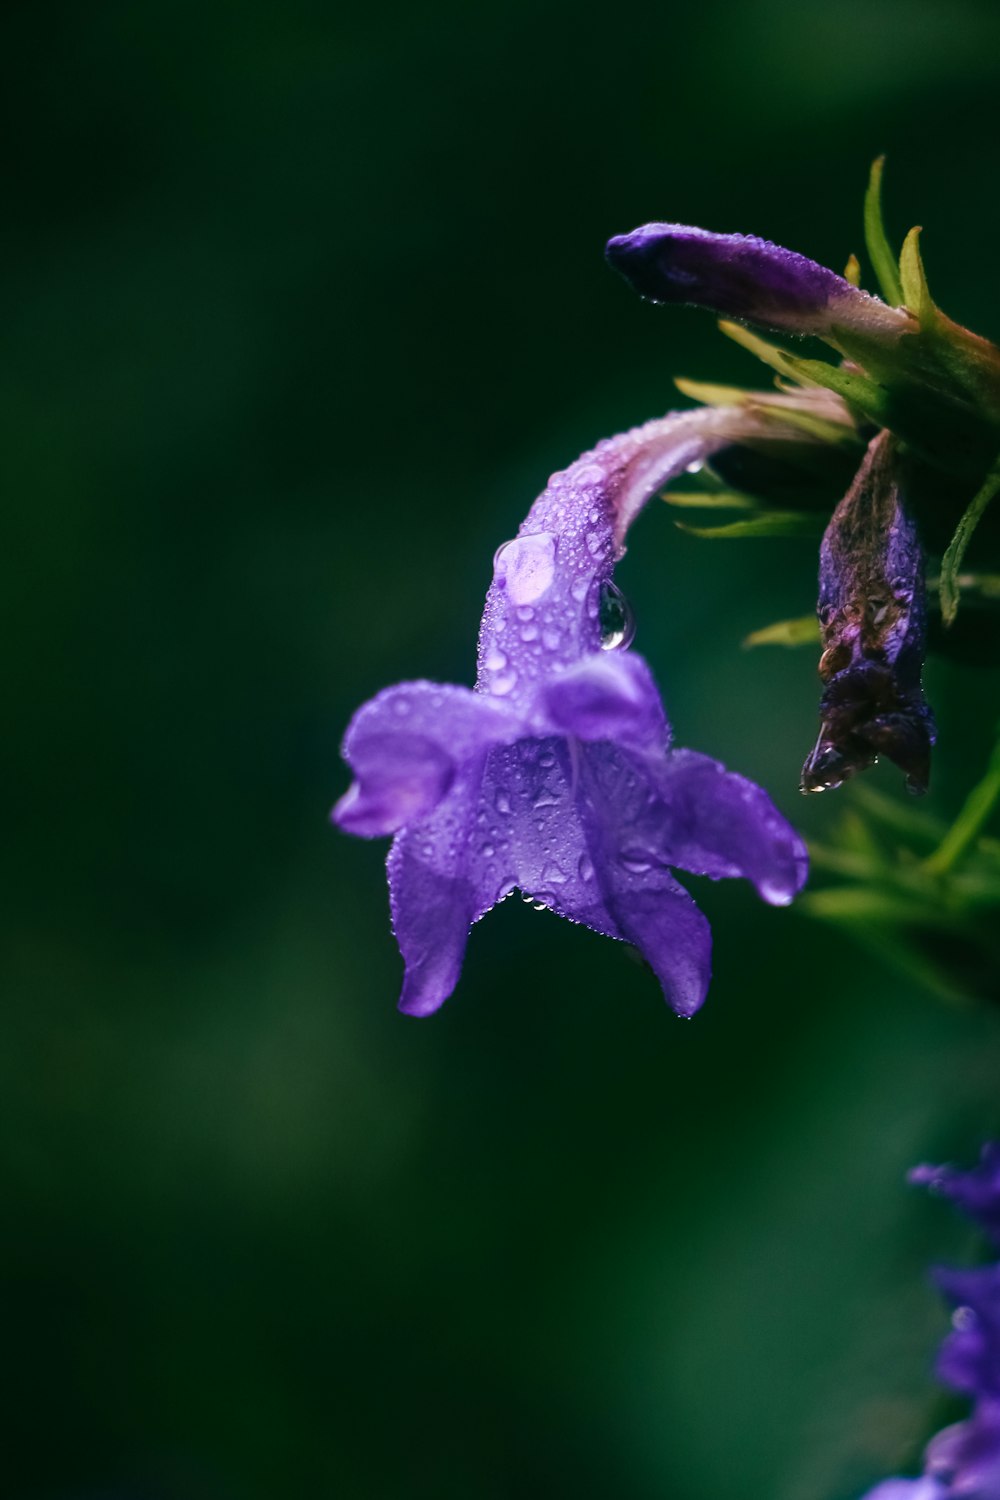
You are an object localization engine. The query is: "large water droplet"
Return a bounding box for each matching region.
[491,666,518,695]
[541,861,567,885]
[495,789,512,815]
[484,647,507,671]
[493,539,516,569]
[532,789,560,809]
[578,853,594,882]
[599,582,636,651]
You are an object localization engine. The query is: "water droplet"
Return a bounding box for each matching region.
[538,750,556,769]
[541,862,567,884]
[542,628,561,651]
[685,459,704,475]
[480,843,495,858]
[484,647,507,671]
[393,698,411,716]
[586,531,604,557]
[495,789,512,815]
[953,1306,978,1331]
[571,576,590,603]
[533,790,559,808]
[520,624,539,642]
[517,606,534,621]
[491,667,518,695]
[599,581,636,650]
[493,539,516,568]
[523,892,555,911]
[578,853,594,882]
[619,847,653,874]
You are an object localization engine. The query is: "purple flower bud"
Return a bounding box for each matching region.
[801,431,935,795]
[606,223,913,341]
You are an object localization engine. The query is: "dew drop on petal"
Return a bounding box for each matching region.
[541,861,567,885]
[571,576,590,603]
[600,582,636,651]
[578,853,594,882]
[484,647,507,671]
[619,847,653,874]
[495,789,512,815]
[493,539,516,569]
[491,667,518,695]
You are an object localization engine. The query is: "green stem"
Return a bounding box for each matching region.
[924,726,1000,876]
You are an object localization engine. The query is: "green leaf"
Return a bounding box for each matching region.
[719,319,893,427]
[675,511,824,539]
[673,376,756,407]
[924,723,1000,875]
[662,489,758,510]
[899,226,935,324]
[863,156,904,306]
[939,457,1000,625]
[843,252,861,288]
[742,614,820,648]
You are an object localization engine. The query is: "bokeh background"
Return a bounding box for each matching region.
[5,2,1000,1496]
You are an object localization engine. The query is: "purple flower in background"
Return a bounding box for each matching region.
[333,404,810,1017]
[860,1145,1000,1500]
[605,222,913,342]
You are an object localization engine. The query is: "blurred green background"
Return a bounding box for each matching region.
[5,2,1000,1496]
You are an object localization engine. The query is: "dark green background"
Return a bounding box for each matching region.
[5,2,1000,1496]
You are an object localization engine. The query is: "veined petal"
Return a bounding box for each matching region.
[333,680,520,837]
[646,747,809,904]
[606,222,913,342]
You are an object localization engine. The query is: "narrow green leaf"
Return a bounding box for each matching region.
[939,457,1000,625]
[847,782,946,847]
[662,489,758,510]
[742,614,820,648]
[843,252,861,288]
[924,723,1000,875]
[673,376,754,407]
[719,319,892,426]
[675,511,824,539]
[899,226,935,323]
[863,156,904,306]
[749,401,860,445]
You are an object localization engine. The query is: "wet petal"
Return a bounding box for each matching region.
[647,747,809,904]
[542,652,668,749]
[575,742,713,1015]
[333,681,519,837]
[388,764,502,1017]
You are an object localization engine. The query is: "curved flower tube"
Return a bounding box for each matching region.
[333,404,812,1017]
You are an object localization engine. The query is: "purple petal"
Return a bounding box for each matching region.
[542,653,668,748]
[859,1482,947,1500]
[388,762,506,1017]
[925,1402,1000,1499]
[333,681,519,837]
[933,1264,1000,1399]
[646,747,809,904]
[578,741,713,1015]
[910,1144,1000,1247]
[606,222,911,340]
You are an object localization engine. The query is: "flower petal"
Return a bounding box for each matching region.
[645,747,809,904]
[388,762,505,1017]
[542,652,668,749]
[333,681,519,837]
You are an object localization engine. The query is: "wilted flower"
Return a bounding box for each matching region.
[802,429,935,795]
[334,405,810,1017]
[860,1144,1000,1500]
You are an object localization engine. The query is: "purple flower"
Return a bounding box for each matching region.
[910,1144,1000,1249]
[860,1146,1000,1500]
[333,405,810,1017]
[605,223,913,341]
[801,430,935,795]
